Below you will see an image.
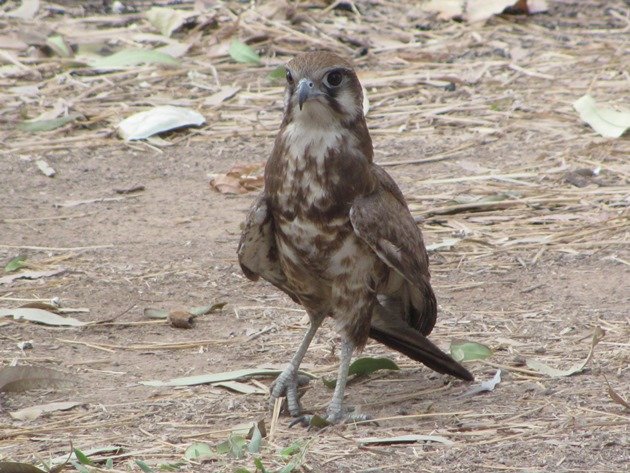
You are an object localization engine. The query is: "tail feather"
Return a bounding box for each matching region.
[370,305,474,381]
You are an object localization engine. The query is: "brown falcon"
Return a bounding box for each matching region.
[238,51,473,424]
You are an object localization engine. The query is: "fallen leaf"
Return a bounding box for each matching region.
[36,159,56,177]
[46,35,72,58]
[605,378,629,410]
[0,308,86,327]
[168,310,194,329]
[426,238,460,252]
[459,369,501,397]
[0,366,69,393]
[146,7,192,37]
[4,255,26,273]
[204,86,241,107]
[573,94,630,138]
[217,434,247,459]
[141,368,314,387]
[0,267,66,285]
[87,48,178,71]
[229,40,261,64]
[247,422,263,453]
[358,434,454,446]
[189,302,226,316]
[0,462,46,473]
[144,308,169,319]
[422,0,547,22]
[450,341,493,362]
[324,357,398,388]
[10,401,83,421]
[18,113,81,132]
[184,443,215,461]
[526,326,605,377]
[213,381,267,395]
[209,163,265,194]
[54,197,128,208]
[7,0,40,20]
[118,105,205,141]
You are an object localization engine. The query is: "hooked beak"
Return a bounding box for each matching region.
[297,78,317,110]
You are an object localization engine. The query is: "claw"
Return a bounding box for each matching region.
[269,368,311,416]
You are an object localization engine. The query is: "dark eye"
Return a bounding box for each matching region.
[286,70,293,84]
[325,70,343,87]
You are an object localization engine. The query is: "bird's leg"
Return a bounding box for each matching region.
[269,317,323,416]
[325,337,355,423]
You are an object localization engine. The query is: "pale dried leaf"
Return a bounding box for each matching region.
[203,86,241,107]
[7,0,40,20]
[10,401,83,421]
[573,94,630,138]
[118,106,205,141]
[0,308,86,327]
[0,366,69,393]
[358,434,454,446]
[0,267,66,285]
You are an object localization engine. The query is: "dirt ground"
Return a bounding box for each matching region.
[1,1,628,472]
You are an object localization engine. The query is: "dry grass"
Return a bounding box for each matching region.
[0,0,628,472]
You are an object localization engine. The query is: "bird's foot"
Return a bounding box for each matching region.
[269,367,310,417]
[289,408,374,429]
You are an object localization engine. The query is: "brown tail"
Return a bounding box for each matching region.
[370,304,474,381]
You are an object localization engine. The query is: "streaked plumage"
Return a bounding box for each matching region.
[238,51,472,423]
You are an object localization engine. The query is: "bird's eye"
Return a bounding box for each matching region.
[286,70,293,84]
[325,70,343,87]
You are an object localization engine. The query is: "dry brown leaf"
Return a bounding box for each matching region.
[168,310,194,329]
[209,163,265,195]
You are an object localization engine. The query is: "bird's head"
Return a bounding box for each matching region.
[282,51,364,127]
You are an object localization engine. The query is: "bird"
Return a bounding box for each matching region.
[237,51,473,425]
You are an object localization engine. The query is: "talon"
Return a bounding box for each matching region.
[289,415,312,428]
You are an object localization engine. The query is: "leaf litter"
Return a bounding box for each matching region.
[0,1,628,471]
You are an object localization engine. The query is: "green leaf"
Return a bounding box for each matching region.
[88,49,178,71]
[349,357,399,377]
[105,458,113,469]
[228,435,247,459]
[46,35,72,57]
[184,443,214,461]
[268,66,286,83]
[70,460,90,473]
[135,460,155,473]
[18,113,80,132]
[279,442,302,458]
[309,415,331,428]
[573,94,630,138]
[188,302,226,316]
[324,357,399,388]
[5,255,26,273]
[450,341,493,362]
[158,462,185,471]
[146,7,189,37]
[247,423,262,453]
[253,458,268,473]
[278,464,296,473]
[73,449,93,466]
[229,40,261,65]
[234,469,251,473]
[143,308,170,319]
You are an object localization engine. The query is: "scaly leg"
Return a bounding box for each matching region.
[325,337,354,423]
[269,317,323,416]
